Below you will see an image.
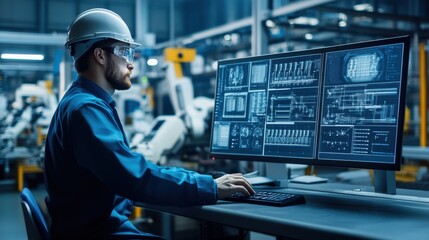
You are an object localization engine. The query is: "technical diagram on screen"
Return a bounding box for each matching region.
[210,36,410,171]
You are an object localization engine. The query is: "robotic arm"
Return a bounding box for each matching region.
[134,48,213,164]
[164,48,213,139]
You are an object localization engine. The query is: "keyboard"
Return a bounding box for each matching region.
[224,190,306,207]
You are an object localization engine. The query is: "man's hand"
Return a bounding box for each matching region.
[215,173,256,199]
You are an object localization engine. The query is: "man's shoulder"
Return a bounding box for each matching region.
[61,88,107,111]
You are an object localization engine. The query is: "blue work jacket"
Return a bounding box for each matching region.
[44,77,217,239]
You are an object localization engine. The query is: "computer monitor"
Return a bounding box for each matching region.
[209,36,410,175]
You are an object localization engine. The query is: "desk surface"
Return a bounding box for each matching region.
[137,183,429,240]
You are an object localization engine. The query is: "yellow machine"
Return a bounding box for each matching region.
[164,47,196,77]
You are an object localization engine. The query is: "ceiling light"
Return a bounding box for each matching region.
[353,3,373,12]
[212,61,218,70]
[147,58,158,66]
[1,53,44,61]
[338,21,348,27]
[289,17,319,26]
[265,19,276,28]
[305,33,313,40]
[230,33,239,44]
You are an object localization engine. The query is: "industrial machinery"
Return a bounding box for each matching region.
[113,84,153,136]
[0,81,57,177]
[133,48,213,165]
[0,94,6,121]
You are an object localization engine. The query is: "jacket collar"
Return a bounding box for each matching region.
[76,77,116,108]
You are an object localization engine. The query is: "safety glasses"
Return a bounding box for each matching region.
[102,46,135,63]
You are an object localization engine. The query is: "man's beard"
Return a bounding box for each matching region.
[105,57,131,90]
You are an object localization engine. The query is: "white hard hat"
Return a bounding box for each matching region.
[65,8,141,60]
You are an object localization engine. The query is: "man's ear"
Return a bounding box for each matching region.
[93,48,106,65]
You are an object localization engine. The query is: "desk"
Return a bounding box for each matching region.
[137,183,429,240]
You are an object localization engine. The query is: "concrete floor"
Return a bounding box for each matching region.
[0,184,46,240]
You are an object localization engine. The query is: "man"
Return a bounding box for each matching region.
[44,8,254,240]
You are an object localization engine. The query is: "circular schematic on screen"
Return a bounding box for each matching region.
[343,51,384,83]
[253,127,263,137]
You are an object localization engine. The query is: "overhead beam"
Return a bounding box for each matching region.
[316,6,429,24]
[0,63,53,71]
[271,0,338,18]
[153,17,253,50]
[280,23,428,38]
[153,0,337,50]
[0,31,66,46]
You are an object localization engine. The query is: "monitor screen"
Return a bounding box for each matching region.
[209,36,410,170]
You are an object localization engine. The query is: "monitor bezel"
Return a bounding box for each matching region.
[209,35,410,171]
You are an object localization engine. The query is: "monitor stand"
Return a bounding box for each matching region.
[373,170,396,194]
[265,163,289,187]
